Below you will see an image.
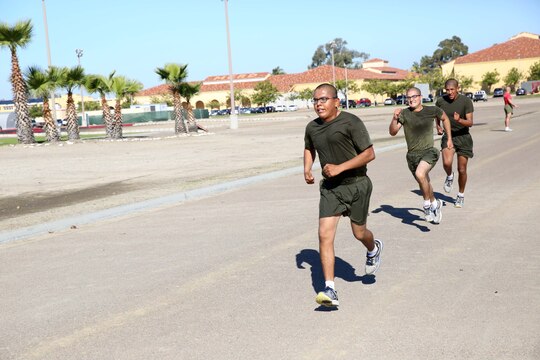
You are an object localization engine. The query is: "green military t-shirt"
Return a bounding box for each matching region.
[304,111,372,181]
[435,94,474,134]
[398,105,444,152]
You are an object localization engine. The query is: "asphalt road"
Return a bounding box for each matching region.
[1,98,539,359]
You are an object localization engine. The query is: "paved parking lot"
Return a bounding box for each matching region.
[1,97,539,359]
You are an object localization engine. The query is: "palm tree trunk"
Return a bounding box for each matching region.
[65,91,80,140]
[173,93,187,134]
[186,103,199,133]
[42,98,60,142]
[101,95,114,138]
[112,100,123,139]
[10,47,35,144]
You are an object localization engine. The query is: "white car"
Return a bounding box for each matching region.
[287,104,298,111]
[473,90,488,102]
[275,105,287,112]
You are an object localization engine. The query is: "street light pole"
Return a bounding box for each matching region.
[75,49,87,127]
[330,41,337,87]
[224,0,238,129]
[42,0,57,123]
[345,66,349,110]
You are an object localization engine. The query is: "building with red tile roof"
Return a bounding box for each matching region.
[135,60,413,109]
[441,32,540,92]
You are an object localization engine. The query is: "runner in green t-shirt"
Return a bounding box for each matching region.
[389,87,453,224]
[304,83,382,308]
[435,79,475,208]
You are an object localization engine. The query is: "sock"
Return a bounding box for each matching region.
[367,244,378,257]
[423,200,431,209]
[457,192,464,198]
[447,173,454,180]
[431,200,438,210]
[325,280,335,290]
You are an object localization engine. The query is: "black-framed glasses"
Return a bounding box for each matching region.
[406,95,422,101]
[311,97,337,104]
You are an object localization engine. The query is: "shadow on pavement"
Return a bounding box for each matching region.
[296,249,376,312]
[295,249,376,292]
[372,204,431,232]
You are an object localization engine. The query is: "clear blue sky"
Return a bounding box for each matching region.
[1,0,540,100]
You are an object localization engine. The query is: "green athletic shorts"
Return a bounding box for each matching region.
[442,133,474,158]
[504,104,513,115]
[319,176,372,225]
[406,147,439,175]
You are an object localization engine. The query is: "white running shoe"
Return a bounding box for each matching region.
[444,172,454,193]
[432,199,443,224]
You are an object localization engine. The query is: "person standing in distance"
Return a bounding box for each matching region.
[435,79,474,208]
[389,87,452,223]
[304,83,382,308]
[503,86,518,132]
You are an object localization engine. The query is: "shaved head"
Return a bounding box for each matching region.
[314,83,337,98]
[445,78,459,88]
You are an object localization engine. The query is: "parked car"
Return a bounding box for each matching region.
[422,94,434,103]
[357,98,372,107]
[287,104,298,111]
[493,88,504,97]
[265,106,275,113]
[516,88,527,96]
[251,107,265,113]
[395,95,408,105]
[275,105,287,112]
[464,92,474,100]
[473,90,488,102]
[384,98,396,106]
[340,99,356,108]
[217,109,230,115]
[209,109,219,116]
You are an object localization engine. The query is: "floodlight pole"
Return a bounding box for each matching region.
[330,41,337,87]
[224,0,238,129]
[76,49,87,126]
[42,0,58,123]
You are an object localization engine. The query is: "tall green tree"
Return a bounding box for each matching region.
[86,72,115,137]
[412,36,468,75]
[58,66,85,140]
[155,63,189,134]
[504,67,523,91]
[251,80,279,107]
[527,60,540,80]
[309,38,369,69]
[109,76,143,139]
[25,66,61,142]
[480,69,500,93]
[271,66,285,75]
[0,19,35,144]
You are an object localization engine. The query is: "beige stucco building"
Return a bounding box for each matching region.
[135,60,413,109]
[441,32,540,91]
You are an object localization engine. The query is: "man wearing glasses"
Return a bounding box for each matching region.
[304,83,382,308]
[389,87,453,224]
[435,79,474,208]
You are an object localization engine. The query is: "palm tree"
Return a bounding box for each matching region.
[0,19,35,144]
[58,66,85,140]
[178,82,204,132]
[25,66,61,142]
[155,63,188,134]
[109,76,143,139]
[86,72,114,138]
